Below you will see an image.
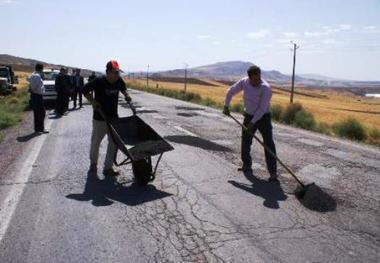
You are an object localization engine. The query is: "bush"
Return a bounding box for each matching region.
[369,127,380,140]
[271,104,283,121]
[202,97,217,107]
[333,117,367,141]
[294,110,316,130]
[315,122,331,135]
[281,102,303,124]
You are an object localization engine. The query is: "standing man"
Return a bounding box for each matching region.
[223,65,278,182]
[72,69,84,109]
[29,63,49,134]
[83,60,132,176]
[55,67,72,116]
[88,71,96,82]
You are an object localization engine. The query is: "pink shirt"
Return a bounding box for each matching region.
[225,77,272,124]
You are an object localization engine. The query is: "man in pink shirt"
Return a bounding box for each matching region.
[223,65,278,182]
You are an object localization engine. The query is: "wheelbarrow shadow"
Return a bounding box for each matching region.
[66,171,172,207]
[228,170,288,209]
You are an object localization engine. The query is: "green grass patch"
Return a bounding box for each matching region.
[281,102,303,124]
[0,89,29,133]
[294,109,316,130]
[333,117,367,141]
[271,104,283,121]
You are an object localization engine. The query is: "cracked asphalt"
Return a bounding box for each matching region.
[0,89,379,262]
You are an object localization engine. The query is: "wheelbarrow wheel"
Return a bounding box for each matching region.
[132,158,153,186]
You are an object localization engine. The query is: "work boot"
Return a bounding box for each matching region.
[103,168,120,177]
[268,174,279,183]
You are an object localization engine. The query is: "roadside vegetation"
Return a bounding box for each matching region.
[127,80,380,146]
[0,72,30,141]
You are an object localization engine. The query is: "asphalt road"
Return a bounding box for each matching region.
[0,89,379,262]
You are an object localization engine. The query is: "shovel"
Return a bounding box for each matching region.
[228,114,315,198]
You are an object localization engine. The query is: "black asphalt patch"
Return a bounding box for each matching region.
[177,112,198,117]
[164,135,232,152]
[175,106,205,111]
[136,110,159,114]
[296,183,337,212]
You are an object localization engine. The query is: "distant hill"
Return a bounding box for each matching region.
[0,54,97,76]
[151,61,380,89]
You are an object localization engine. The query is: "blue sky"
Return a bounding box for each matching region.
[1,0,379,80]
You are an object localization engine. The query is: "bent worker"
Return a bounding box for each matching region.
[83,60,132,177]
[223,65,278,182]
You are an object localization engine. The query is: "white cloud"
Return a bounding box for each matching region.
[363,25,377,30]
[283,32,298,38]
[305,24,352,38]
[197,35,211,39]
[247,29,270,39]
[322,38,342,45]
[275,39,292,43]
[1,0,17,4]
[339,24,352,30]
[362,25,379,33]
[304,31,328,37]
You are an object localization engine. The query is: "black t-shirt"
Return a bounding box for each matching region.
[83,76,127,121]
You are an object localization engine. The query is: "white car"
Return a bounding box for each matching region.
[42,69,60,101]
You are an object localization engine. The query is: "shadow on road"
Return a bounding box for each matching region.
[228,170,288,209]
[66,171,172,207]
[16,132,42,142]
[164,135,232,152]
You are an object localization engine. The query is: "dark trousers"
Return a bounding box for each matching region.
[30,93,46,132]
[72,89,83,108]
[241,112,277,175]
[56,92,70,115]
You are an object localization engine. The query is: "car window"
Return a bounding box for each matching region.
[43,72,59,81]
[0,69,10,78]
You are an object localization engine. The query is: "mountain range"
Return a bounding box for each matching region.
[2,54,379,90]
[151,61,380,89]
[0,54,96,76]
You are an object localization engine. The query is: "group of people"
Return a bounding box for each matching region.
[28,60,278,181]
[55,68,97,117]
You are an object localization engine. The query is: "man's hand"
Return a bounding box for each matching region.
[125,94,132,102]
[223,106,230,116]
[246,122,255,134]
[86,97,100,109]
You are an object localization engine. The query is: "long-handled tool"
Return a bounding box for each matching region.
[228,114,315,198]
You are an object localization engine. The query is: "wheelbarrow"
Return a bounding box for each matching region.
[97,102,174,185]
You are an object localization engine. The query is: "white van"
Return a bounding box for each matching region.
[42,69,60,101]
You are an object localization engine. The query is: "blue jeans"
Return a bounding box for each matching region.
[241,112,277,175]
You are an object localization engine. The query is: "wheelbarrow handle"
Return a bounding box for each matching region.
[127,101,137,116]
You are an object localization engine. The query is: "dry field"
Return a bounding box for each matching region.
[126,78,380,132]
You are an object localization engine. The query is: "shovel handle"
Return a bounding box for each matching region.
[228,114,304,187]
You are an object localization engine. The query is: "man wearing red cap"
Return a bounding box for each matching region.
[83,60,132,177]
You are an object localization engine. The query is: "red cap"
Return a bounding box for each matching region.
[106,60,120,72]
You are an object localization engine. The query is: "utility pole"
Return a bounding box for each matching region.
[184,63,188,92]
[146,64,150,88]
[290,41,300,104]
